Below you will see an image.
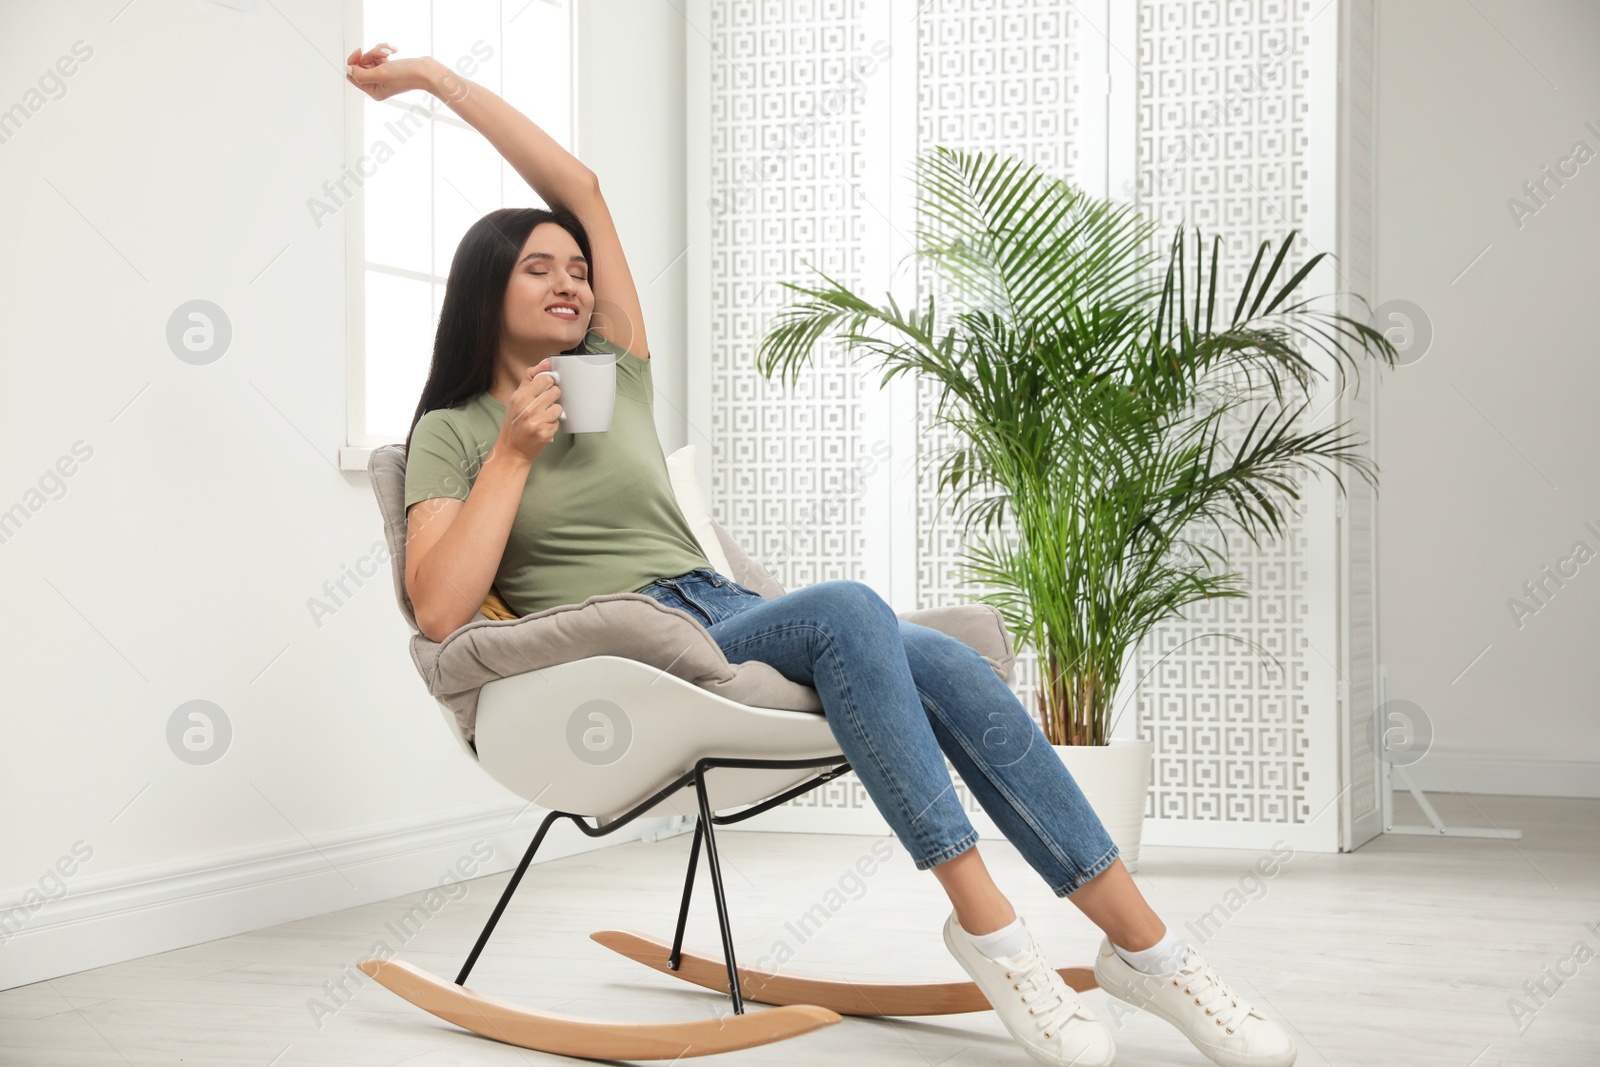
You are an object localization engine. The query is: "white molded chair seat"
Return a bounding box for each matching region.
[475,655,844,822]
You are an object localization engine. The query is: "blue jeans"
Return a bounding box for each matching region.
[634,567,1120,895]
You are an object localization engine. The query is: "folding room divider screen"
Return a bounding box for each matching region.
[684,0,1382,853]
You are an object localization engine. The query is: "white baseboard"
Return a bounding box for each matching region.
[1397,747,1600,799]
[0,801,673,992]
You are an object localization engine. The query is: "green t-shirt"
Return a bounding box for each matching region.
[402,331,711,616]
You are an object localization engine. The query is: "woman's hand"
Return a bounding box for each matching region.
[344,43,444,102]
[495,359,565,465]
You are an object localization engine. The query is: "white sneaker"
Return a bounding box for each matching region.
[943,911,1116,1067]
[1093,937,1296,1067]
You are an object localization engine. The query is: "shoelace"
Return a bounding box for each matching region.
[1170,952,1259,1034]
[1005,943,1091,1038]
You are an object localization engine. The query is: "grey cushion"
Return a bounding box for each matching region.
[368,443,1016,745]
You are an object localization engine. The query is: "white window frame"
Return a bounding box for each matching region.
[338,0,579,471]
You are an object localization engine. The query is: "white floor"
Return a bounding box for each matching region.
[2,792,1596,1067]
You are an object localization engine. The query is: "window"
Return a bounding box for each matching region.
[342,0,574,465]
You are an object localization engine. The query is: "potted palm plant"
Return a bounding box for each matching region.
[753,148,1398,866]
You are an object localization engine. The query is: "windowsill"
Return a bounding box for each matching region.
[340,444,386,472]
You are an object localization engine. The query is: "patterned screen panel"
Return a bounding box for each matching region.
[907,0,1090,816]
[1130,0,1323,830]
[708,0,872,590]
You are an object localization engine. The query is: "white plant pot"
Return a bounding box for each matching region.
[1052,738,1153,873]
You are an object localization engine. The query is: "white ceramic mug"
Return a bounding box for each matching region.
[534,351,617,433]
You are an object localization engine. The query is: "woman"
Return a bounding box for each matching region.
[349,42,1296,1067]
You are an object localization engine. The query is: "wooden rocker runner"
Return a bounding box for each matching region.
[361,443,1098,1058]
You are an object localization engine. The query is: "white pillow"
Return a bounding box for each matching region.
[665,444,734,578]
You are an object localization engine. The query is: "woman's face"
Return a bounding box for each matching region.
[502,221,592,350]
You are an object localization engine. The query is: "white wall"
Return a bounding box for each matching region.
[0,0,688,990]
[580,1,693,452]
[1374,0,1600,797]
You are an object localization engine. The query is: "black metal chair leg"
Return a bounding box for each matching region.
[454,809,566,986]
[445,756,847,1000]
[668,815,704,971]
[692,766,744,1014]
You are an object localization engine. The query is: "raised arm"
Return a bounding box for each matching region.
[346,44,652,359]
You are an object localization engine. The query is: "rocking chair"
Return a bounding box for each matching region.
[362,442,1097,1059]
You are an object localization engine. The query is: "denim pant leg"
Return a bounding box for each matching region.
[896,620,1121,895]
[693,580,982,871]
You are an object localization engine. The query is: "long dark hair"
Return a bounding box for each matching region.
[403,207,595,456]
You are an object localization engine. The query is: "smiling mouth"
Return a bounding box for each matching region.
[546,307,579,319]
